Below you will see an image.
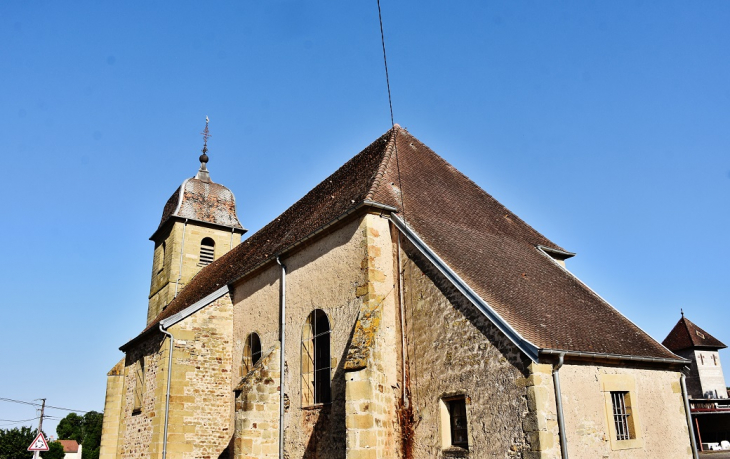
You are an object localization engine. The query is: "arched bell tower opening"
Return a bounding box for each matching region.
[146,118,246,324]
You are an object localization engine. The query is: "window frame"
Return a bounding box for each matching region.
[132,357,145,414]
[439,393,470,454]
[301,309,332,407]
[600,374,643,450]
[241,332,262,376]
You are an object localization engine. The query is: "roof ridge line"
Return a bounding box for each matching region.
[365,125,400,202]
[681,315,694,345]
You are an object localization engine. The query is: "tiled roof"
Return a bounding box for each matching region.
[662,315,727,351]
[124,126,678,360]
[153,177,244,239]
[58,440,79,453]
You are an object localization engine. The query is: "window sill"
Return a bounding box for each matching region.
[442,446,469,457]
[610,438,644,450]
[301,403,331,411]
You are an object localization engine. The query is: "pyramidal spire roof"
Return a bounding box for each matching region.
[125,125,679,361]
[662,314,727,351]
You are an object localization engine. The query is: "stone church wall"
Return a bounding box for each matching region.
[234,345,281,458]
[114,293,234,459]
[119,334,166,459]
[558,364,692,458]
[165,293,235,459]
[100,359,126,459]
[231,212,401,458]
[399,237,535,458]
[232,215,370,458]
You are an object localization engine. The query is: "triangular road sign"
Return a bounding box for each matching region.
[27,432,49,451]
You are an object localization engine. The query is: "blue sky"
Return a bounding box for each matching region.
[1,1,728,436]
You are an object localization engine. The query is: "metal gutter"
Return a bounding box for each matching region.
[534,246,686,362]
[122,201,395,352]
[389,214,541,362]
[539,349,688,366]
[150,215,247,241]
[224,200,397,289]
[160,285,230,329]
[174,219,189,298]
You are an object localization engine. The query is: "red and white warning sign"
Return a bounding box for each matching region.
[27,432,49,451]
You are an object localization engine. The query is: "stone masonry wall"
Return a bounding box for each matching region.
[400,236,533,458]
[100,359,126,459]
[558,364,692,459]
[694,349,727,399]
[119,334,166,459]
[523,363,560,459]
[148,221,241,324]
[234,345,281,459]
[232,215,371,458]
[164,293,235,459]
[343,215,400,459]
[116,293,234,459]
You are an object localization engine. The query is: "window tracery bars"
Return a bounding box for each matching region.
[611,391,632,441]
[301,309,331,406]
[241,333,262,376]
[199,237,215,266]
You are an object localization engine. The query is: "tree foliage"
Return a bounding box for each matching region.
[44,441,66,459]
[0,426,36,459]
[55,411,103,459]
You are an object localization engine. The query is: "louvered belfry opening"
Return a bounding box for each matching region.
[199,237,215,266]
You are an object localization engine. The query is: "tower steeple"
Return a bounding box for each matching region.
[145,118,246,324]
[195,116,212,183]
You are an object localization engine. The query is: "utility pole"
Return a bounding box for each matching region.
[34,398,46,459]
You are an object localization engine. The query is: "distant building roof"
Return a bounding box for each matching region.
[58,440,79,453]
[124,125,679,361]
[662,315,727,351]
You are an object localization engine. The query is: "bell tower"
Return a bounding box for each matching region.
[146,118,246,324]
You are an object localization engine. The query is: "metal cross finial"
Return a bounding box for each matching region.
[200,116,211,163]
[681,308,684,317]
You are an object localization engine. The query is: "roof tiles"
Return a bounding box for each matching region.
[125,126,678,360]
[662,315,727,351]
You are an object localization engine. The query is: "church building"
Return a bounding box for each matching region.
[99,124,697,459]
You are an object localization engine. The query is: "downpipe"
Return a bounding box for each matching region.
[680,370,699,459]
[552,352,569,459]
[159,324,174,459]
[275,257,287,459]
[174,219,189,297]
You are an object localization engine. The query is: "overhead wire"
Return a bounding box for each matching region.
[0,397,92,414]
[376,0,407,227]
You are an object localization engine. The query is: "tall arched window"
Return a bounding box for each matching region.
[241,332,262,376]
[199,237,215,266]
[301,309,331,406]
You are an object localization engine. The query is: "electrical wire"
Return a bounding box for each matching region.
[376,0,407,226]
[0,397,92,414]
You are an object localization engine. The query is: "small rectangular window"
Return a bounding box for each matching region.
[449,398,469,448]
[610,391,634,441]
[440,395,469,451]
